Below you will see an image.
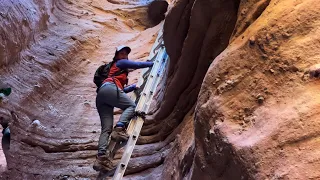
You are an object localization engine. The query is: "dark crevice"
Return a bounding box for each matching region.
[181,143,195,178]
[147,0,169,25]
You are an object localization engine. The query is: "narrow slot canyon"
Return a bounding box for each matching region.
[1,0,320,179]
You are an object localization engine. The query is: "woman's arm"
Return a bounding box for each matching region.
[116,59,153,69]
[123,84,137,93]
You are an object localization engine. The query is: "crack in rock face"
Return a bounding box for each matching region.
[1,0,320,179]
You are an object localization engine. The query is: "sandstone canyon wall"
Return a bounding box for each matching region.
[157,0,320,179]
[161,0,320,179]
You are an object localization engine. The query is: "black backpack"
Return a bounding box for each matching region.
[93,61,128,92]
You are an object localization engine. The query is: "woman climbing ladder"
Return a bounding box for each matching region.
[93,45,153,171]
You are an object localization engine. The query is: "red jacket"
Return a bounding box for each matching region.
[102,63,128,89]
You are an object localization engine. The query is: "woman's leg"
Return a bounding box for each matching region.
[96,84,115,155]
[116,90,136,127]
[96,103,113,155]
[96,83,136,144]
[101,83,136,127]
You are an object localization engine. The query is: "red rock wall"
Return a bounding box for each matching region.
[157,0,320,179]
[141,0,240,144]
[194,0,320,179]
[0,0,50,67]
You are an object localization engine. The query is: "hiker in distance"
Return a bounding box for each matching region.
[93,45,153,171]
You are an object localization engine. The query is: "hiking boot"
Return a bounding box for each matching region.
[93,154,114,172]
[111,127,129,142]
